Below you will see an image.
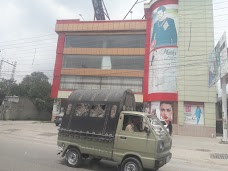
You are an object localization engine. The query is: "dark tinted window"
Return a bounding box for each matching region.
[62,55,102,69]
[60,76,143,92]
[90,104,106,118]
[74,103,90,117]
[66,104,72,115]
[65,34,146,48]
[62,55,144,70]
[111,56,144,70]
[110,105,117,119]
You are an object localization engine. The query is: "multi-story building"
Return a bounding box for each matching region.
[51,19,147,115]
[51,0,216,137]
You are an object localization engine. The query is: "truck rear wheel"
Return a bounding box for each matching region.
[121,157,143,171]
[65,148,82,167]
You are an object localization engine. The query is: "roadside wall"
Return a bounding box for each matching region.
[0,97,51,121]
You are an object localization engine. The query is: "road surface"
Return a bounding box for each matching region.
[0,134,227,171]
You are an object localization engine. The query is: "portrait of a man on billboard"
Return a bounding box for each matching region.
[151,5,177,49]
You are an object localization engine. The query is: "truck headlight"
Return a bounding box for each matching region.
[58,143,65,150]
[62,143,65,148]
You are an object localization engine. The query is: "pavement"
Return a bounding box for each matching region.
[0,121,228,167]
[171,135,228,166]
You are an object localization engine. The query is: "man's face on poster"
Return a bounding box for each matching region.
[160,103,173,123]
[157,10,166,21]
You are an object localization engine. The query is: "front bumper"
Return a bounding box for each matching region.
[155,152,172,169]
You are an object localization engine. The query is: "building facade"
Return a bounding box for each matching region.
[144,0,216,137]
[51,20,147,117]
[51,0,216,137]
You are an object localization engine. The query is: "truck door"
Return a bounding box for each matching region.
[113,114,156,162]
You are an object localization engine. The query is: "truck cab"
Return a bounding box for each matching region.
[57,89,172,171]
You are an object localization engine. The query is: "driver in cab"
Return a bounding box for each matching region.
[125,116,148,132]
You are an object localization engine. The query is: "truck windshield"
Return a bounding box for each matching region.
[147,115,167,135]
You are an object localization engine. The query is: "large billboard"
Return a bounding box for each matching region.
[150,5,178,49]
[144,101,177,125]
[184,102,204,125]
[209,32,228,87]
[208,49,219,87]
[149,4,178,94]
[144,0,178,102]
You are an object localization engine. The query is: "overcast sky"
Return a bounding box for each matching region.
[0,0,227,83]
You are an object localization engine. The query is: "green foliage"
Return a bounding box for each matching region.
[0,72,53,112]
[0,79,19,106]
[0,79,17,96]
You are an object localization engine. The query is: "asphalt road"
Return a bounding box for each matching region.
[0,134,227,171]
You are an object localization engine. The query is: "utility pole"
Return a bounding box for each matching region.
[221,76,228,142]
[11,61,17,81]
[0,59,17,80]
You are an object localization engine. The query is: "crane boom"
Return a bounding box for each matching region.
[92,0,110,20]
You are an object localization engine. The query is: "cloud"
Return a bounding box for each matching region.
[0,0,226,83]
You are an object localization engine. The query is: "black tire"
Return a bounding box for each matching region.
[65,148,82,167]
[121,157,143,171]
[55,123,59,126]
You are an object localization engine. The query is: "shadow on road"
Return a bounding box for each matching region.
[58,159,118,171]
[58,158,154,171]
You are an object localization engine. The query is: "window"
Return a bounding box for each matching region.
[62,55,144,70]
[62,55,102,69]
[66,104,72,115]
[111,56,144,70]
[65,34,146,48]
[110,105,117,118]
[122,115,147,132]
[90,104,106,118]
[74,103,90,117]
[60,76,143,92]
[123,94,135,111]
[148,116,167,135]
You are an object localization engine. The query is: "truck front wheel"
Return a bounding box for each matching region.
[121,157,143,171]
[65,148,82,167]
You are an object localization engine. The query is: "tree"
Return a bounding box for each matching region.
[18,72,53,112]
[19,72,53,112]
[0,78,18,97]
[0,72,53,112]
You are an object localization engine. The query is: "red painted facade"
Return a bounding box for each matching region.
[143,0,178,102]
[51,33,65,98]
